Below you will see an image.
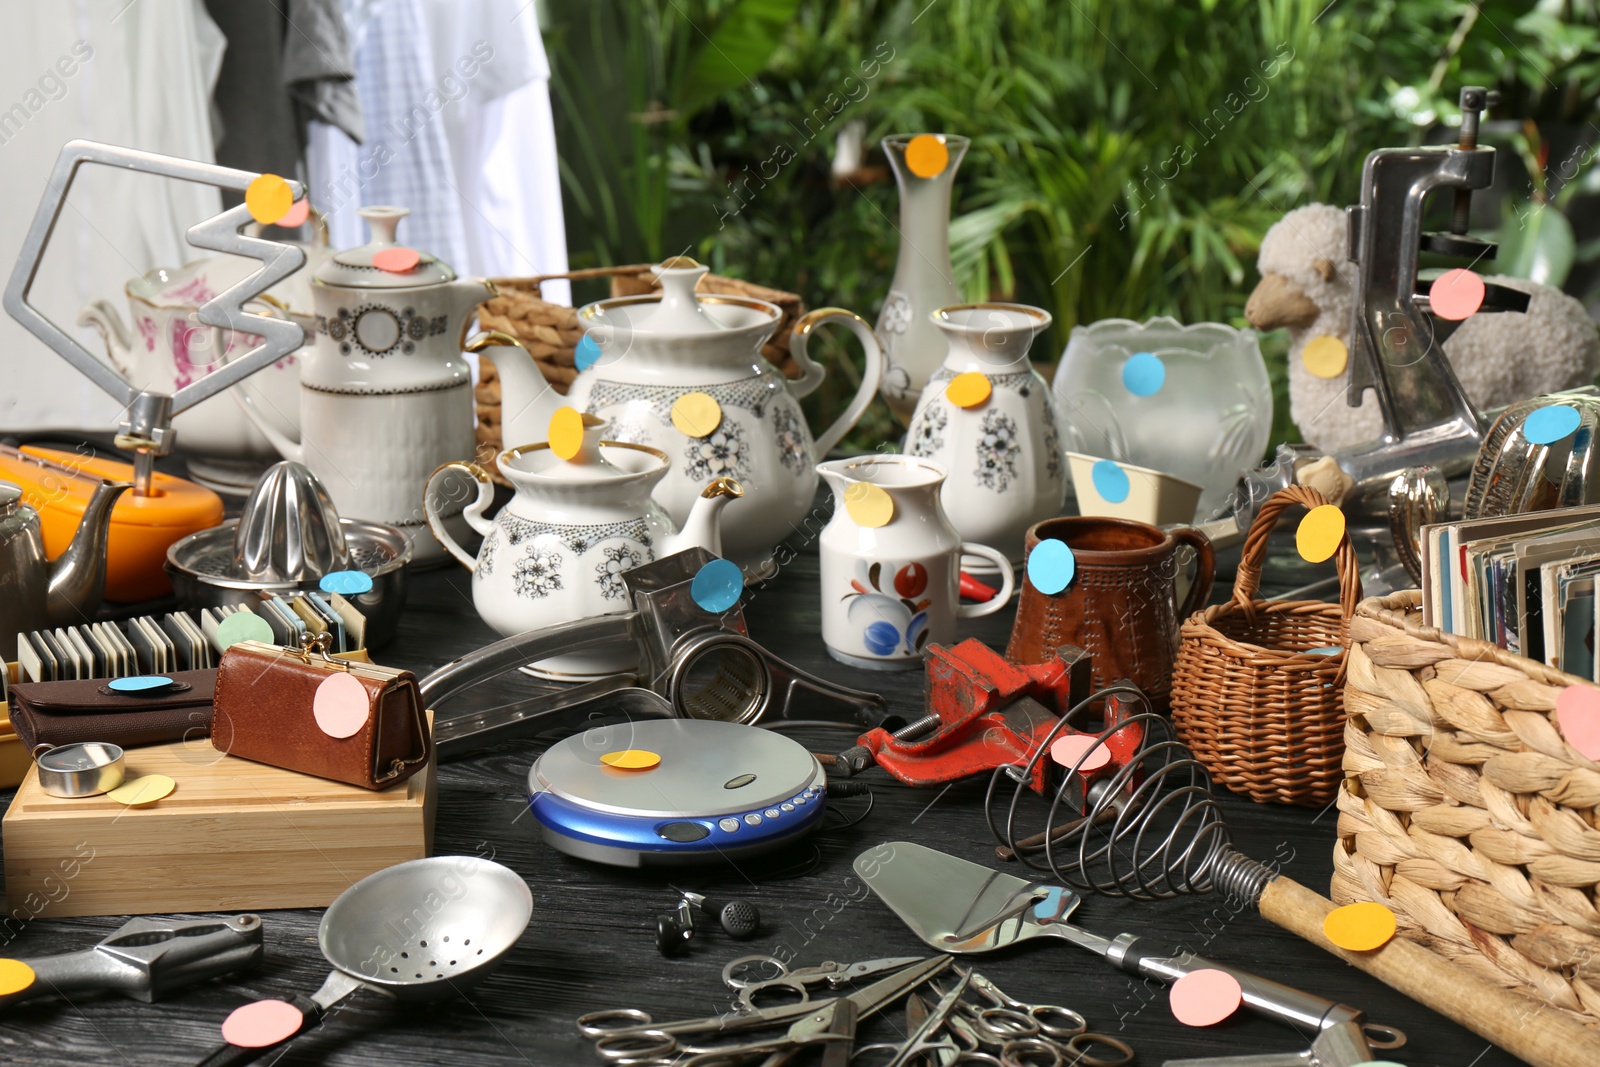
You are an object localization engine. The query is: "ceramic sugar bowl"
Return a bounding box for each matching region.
[424,414,742,679]
[817,455,1014,670]
[903,303,1065,563]
[569,257,884,575]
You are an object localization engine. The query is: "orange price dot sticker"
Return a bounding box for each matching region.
[1302,335,1348,379]
[244,174,293,225]
[0,959,35,997]
[373,247,421,273]
[1323,901,1397,952]
[548,406,585,460]
[905,134,950,179]
[108,774,175,806]
[1431,268,1486,321]
[600,749,661,770]
[278,198,311,229]
[671,392,723,438]
[844,481,894,528]
[1295,504,1345,564]
[945,371,992,408]
[1169,968,1243,1027]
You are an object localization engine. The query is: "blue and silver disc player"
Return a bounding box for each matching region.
[526,719,828,867]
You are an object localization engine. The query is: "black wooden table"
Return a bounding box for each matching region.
[0,508,1520,1066]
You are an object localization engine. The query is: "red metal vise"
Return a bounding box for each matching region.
[835,639,1141,792]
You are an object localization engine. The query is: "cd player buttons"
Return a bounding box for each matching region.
[718,817,741,833]
[781,802,794,812]
[793,795,807,805]
[658,821,710,842]
[764,808,781,819]
[743,813,762,827]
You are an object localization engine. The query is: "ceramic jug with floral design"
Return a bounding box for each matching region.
[903,303,1065,564]
[568,258,885,576]
[816,454,1014,670]
[424,414,742,679]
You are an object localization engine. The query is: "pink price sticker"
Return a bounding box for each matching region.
[1430,268,1486,321]
[313,672,369,739]
[1556,685,1600,761]
[221,999,304,1048]
[373,246,421,273]
[278,198,311,228]
[1169,968,1243,1027]
[1049,734,1111,772]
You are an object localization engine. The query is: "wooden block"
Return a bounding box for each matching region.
[3,714,435,918]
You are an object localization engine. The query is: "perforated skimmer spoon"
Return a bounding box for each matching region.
[195,856,532,1065]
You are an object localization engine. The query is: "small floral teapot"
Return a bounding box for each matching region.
[424,414,742,679]
[568,257,885,575]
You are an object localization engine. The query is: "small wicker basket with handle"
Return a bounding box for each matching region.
[1171,484,1362,806]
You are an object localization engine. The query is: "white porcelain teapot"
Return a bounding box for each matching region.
[235,206,518,566]
[424,413,743,679]
[566,258,884,575]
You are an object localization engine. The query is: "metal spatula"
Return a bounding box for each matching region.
[854,842,1400,1057]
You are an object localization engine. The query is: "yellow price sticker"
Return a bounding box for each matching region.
[244,174,293,226]
[1302,335,1348,379]
[549,406,585,460]
[671,393,723,438]
[1323,901,1397,952]
[600,750,661,770]
[108,774,176,806]
[1295,504,1346,564]
[843,481,894,528]
[945,371,992,409]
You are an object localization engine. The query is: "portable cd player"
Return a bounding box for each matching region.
[526,718,827,867]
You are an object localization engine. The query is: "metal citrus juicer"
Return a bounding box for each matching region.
[1200,88,1592,589]
[3,141,309,500]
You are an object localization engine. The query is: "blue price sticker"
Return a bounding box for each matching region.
[1090,459,1130,503]
[108,675,174,692]
[1121,352,1165,396]
[319,570,374,596]
[690,559,743,613]
[1026,538,1076,595]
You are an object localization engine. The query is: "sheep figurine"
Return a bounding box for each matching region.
[1245,203,1600,454]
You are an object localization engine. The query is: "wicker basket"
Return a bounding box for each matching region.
[1334,590,1600,1026]
[1171,484,1362,806]
[472,265,805,480]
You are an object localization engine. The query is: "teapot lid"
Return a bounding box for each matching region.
[314,206,457,289]
[631,258,736,336]
[498,413,669,488]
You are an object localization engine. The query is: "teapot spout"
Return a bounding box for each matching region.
[75,300,136,377]
[663,477,744,558]
[46,478,131,625]
[467,331,564,450]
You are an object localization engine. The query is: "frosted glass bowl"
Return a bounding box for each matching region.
[1052,317,1272,522]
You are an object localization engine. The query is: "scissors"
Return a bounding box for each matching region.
[723,954,928,1010]
[853,969,976,1067]
[578,954,953,1066]
[944,970,1087,1042]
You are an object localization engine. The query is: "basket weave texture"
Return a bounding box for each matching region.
[1334,590,1600,1026]
[1171,484,1362,806]
[472,265,805,479]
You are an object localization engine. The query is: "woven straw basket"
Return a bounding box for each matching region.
[1171,484,1362,806]
[472,265,804,481]
[1335,590,1600,1026]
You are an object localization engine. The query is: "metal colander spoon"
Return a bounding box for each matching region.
[196,856,532,1065]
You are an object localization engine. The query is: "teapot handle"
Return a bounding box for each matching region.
[791,308,885,461]
[424,461,496,570]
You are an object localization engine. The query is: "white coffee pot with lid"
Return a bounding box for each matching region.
[566,257,885,575]
[235,206,546,565]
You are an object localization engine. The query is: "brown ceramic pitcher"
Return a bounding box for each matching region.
[1005,517,1214,711]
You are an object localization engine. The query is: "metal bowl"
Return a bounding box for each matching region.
[164,517,411,648]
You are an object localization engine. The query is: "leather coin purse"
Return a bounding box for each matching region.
[211,634,430,790]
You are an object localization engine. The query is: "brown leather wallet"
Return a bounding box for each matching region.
[7,671,216,753]
[211,638,430,790]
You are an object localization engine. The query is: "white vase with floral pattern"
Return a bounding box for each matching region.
[903,303,1065,565]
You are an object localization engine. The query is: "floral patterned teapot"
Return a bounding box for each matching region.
[568,257,884,575]
[424,413,743,679]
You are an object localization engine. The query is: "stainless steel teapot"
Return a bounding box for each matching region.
[0,478,130,659]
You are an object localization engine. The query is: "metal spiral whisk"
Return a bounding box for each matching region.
[984,684,1281,907]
